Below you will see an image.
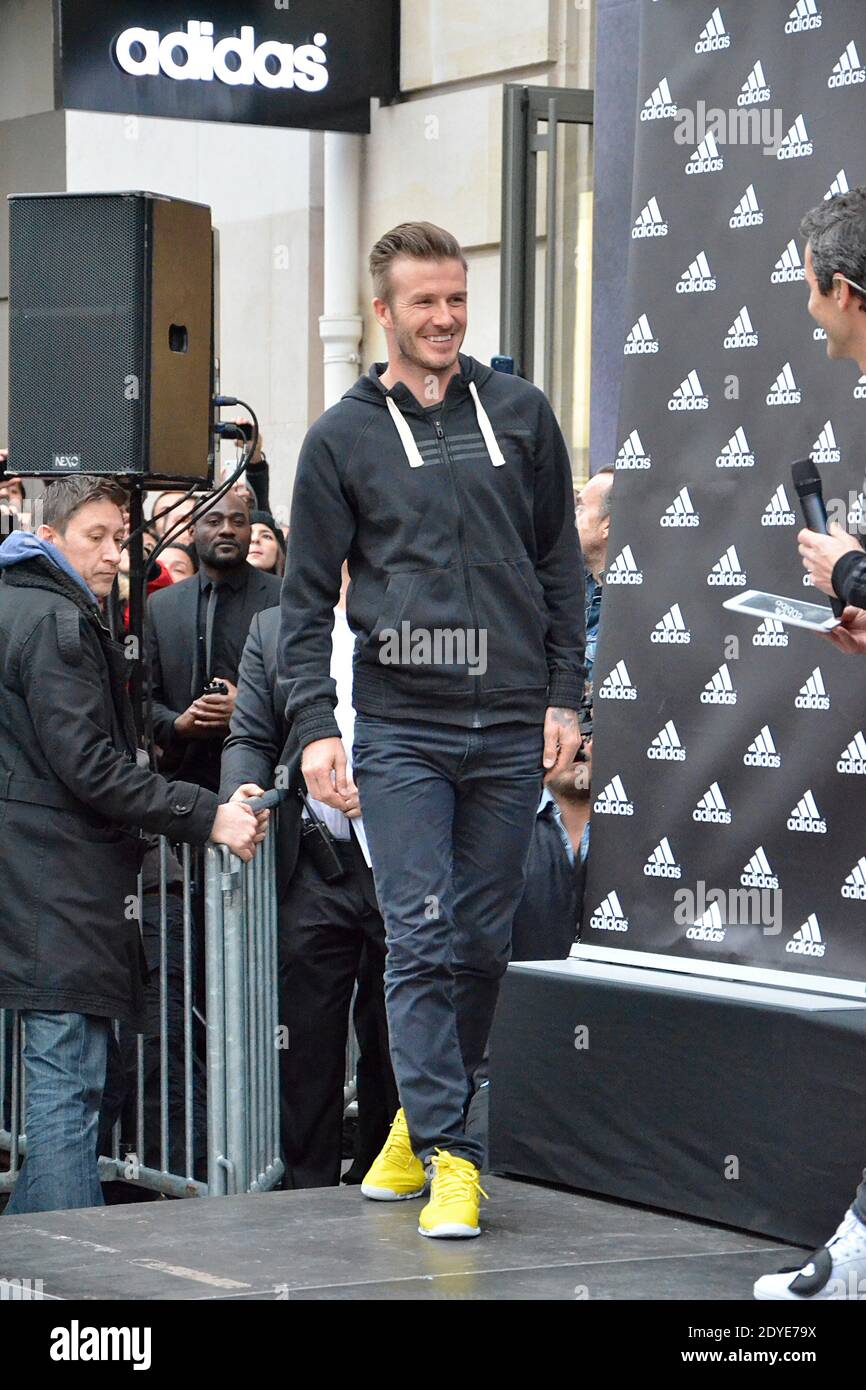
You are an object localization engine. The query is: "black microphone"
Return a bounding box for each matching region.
[791,458,845,618]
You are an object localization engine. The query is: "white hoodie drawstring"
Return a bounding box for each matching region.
[385,383,506,469]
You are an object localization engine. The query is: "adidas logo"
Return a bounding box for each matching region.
[787,789,826,834]
[766,361,801,406]
[615,428,651,470]
[647,720,686,762]
[776,113,812,160]
[744,724,781,768]
[589,891,629,932]
[825,169,850,199]
[651,602,690,645]
[729,183,763,229]
[829,41,864,88]
[594,775,634,817]
[741,846,779,891]
[624,312,659,355]
[707,545,746,588]
[716,425,754,469]
[787,913,826,957]
[854,375,866,400]
[644,836,681,880]
[676,250,716,294]
[605,544,643,586]
[761,484,795,527]
[814,325,827,340]
[598,659,638,701]
[668,369,709,412]
[811,420,840,464]
[848,494,866,529]
[771,239,805,285]
[785,0,821,35]
[695,6,730,53]
[685,131,724,176]
[693,781,731,825]
[795,667,830,710]
[660,486,699,528]
[641,76,677,121]
[687,901,726,942]
[738,60,770,106]
[701,662,737,705]
[836,730,866,774]
[724,305,758,349]
[633,195,668,238]
[753,617,788,648]
[842,855,866,900]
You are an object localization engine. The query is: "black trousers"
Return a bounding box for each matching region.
[278,830,398,1189]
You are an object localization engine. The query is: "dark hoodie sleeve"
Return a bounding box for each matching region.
[832,548,866,609]
[532,396,586,712]
[277,423,356,747]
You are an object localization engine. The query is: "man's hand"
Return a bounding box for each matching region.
[230,782,270,842]
[210,802,259,861]
[798,522,861,596]
[174,680,238,738]
[234,417,264,467]
[823,605,866,655]
[543,706,583,780]
[301,736,360,813]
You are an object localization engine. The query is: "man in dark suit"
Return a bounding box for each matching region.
[221,583,398,1189]
[147,488,281,793]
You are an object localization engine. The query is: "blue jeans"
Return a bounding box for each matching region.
[4,1011,108,1215]
[352,715,544,1168]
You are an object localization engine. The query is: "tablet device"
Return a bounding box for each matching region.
[722,589,841,631]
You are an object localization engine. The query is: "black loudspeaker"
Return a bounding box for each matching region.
[8,191,214,480]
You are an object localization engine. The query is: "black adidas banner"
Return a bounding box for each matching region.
[582,0,866,989]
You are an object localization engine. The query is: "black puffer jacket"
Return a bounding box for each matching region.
[0,557,217,1027]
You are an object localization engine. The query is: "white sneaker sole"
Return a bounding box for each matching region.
[418,1222,481,1239]
[360,1182,427,1202]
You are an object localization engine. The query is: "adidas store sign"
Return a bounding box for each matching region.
[616,429,651,470]
[776,114,813,160]
[738,62,770,106]
[787,790,826,834]
[115,22,330,91]
[716,427,754,468]
[724,306,758,349]
[676,251,716,294]
[707,546,746,587]
[729,184,763,229]
[589,892,629,933]
[695,7,730,53]
[605,545,643,585]
[641,78,676,121]
[829,42,864,87]
[785,1,822,35]
[701,663,737,705]
[685,132,724,176]
[786,914,826,958]
[842,856,866,900]
[744,725,781,769]
[693,782,731,825]
[812,421,840,464]
[836,731,866,774]
[644,837,681,880]
[624,313,659,355]
[761,485,796,527]
[741,847,779,891]
[795,668,830,710]
[660,486,699,527]
[633,197,668,239]
[687,904,726,943]
[767,362,801,406]
[651,603,690,645]
[598,660,638,701]
[593,776,634,817]
[771,240,805,285]
[647,720,686,762]
[669,370,709,412]
[753,618,788,648]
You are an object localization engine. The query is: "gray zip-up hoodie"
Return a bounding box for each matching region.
[277,352,585,747]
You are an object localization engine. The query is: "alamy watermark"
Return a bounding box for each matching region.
[674,880,782,937]
[674,101,783,157]
[379,623,487,676]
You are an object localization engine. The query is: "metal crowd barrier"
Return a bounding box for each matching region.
[1,800,285,1201]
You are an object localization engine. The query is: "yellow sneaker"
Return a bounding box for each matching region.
[418,1150,487,1238]
[360,1108,427,1201]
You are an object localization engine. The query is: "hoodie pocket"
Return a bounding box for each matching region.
[360,567,477,690]
[470,558,550,693]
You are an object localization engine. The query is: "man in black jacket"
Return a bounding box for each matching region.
[278,222,584,1238]
[0,477,259,1215]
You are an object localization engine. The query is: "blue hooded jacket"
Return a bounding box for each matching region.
[0,531,98,604]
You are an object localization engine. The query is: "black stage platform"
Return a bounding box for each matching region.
[0,1178,796,1301]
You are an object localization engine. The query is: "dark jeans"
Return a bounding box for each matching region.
[278,831,398,1188]
[352,714,544,1169]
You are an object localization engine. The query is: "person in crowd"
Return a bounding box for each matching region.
[278,221,584,1238]
[248,511,286,577]
[0,451,29,535]
[754,186,866,1301]
[221,560,398,1189]
[575,466,613,700]
[151,488,199,545]
[160,542,198,583]
[0,477,260,1215]
[146,487,281,793]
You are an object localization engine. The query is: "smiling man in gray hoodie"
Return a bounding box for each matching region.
[276,222,585,1238]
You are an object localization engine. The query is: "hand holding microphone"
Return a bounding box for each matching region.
[791,458,860,616]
